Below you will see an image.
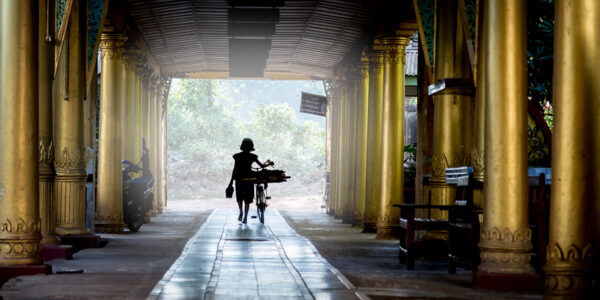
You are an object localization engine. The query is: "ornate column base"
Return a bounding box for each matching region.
[55,173,91,236]
[376,225,400,239]
[476,227,539,292]
[0,235,42,266]
[474,270,541,293]
[543,244,600,299]
[95,214,124,234]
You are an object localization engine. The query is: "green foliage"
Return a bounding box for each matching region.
[527,0,555,113]
[167,79,326,199]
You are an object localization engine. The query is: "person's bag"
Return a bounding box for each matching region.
[226,185,234,198]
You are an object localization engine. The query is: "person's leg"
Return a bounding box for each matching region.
[243,201,250,223]
[237,201,243,221]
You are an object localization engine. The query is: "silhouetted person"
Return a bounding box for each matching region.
[228,138,265,223]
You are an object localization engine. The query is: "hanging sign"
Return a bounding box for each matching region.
[300,92,327,117]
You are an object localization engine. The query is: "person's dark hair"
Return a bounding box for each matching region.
[240,138,255,151]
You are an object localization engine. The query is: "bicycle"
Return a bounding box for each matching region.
[247,160,289,224]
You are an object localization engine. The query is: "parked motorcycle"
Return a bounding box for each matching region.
[122,159,154,232]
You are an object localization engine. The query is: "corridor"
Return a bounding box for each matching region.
[148,209,357,300]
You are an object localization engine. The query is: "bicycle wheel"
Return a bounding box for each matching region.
[256,187,265,224]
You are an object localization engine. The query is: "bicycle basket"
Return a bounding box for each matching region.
[258,169,289,183]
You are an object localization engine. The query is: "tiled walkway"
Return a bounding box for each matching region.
[148,209,360,300]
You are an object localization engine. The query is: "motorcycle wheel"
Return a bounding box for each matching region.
[127,214,144,232]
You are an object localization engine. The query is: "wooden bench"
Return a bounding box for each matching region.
[528,173,550,272]
[444,173,550,274]
[394,191,451,270]
[447,176,483,273]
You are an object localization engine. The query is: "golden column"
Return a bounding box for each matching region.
[334,78,347,219]
[472,0,486,184]
[0,0,42,265]
[149,77,159,215]
[157,78,170,212]
[343,71,357,223]
[133,57,145,166]
[328,84,339,215]
[363,42,384,232]
[352,52,369,226]
[141,70,150,158]
[39,0,60,245]
[155,81,165,213]
[54,0,90,235]
[121,48,137,163]
[544,0,600,298]
[95,27,126,234]
[377,32,412,239]
[429,0,461,210]
[476,0,536,287]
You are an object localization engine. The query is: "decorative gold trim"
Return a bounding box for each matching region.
[99,34,127,60]
[431,152,449,177]
[1,218,41,234]
[94,214,123,224]
[55,147,86,171]
[478,227,534,273]
[0,239,42,256]
[472,146,484,179]
[39,136,55,165]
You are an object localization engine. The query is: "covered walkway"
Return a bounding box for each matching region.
[149,208,357,299]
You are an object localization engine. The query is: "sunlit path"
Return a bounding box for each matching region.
[148,209,358,300]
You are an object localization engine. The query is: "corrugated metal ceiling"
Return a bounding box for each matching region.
[123,0,396,78]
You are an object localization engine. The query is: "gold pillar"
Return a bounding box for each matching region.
[334,77,347,219]
[343,71,357,223]
[363,42,384,232]
[149,77,159,215]
[155,81,165,213]
[472,0,486,184]
[429,0,460,211]
[133,58,145,165]
[157,78,170,212]
[0,0,42,265]
[39,0,60,245]
[95,27,126,233]
[544,0,600,298]
[352,52,369,226]
[328,83,339,215]
[121,48,137,163]
[377,32,412,239]
[54,0,90,235]
[477,0,534,276]
[142,74,150,151]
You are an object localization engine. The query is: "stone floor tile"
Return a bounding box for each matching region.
[150,208,357,300]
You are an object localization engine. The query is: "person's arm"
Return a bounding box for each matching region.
[228,159,237,186]
[255,158,265,169]
[228,168,235,187]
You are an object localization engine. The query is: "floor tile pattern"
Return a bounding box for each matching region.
[148,209,359,300]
